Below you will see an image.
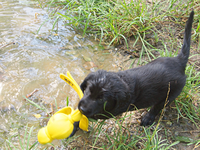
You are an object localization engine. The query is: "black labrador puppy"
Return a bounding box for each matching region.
[78,11,194,126]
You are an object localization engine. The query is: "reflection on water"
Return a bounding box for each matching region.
[0,0,118,147]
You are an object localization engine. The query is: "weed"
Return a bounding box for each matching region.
[72,111,180,149]
[24,96,49,114]
[38,0,199,47]
[5,124,38,150]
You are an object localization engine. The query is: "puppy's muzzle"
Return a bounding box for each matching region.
[78,100,92,117]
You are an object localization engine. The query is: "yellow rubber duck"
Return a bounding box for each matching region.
[37,71,88,144]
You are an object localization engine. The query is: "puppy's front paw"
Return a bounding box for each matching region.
[69,122,79,138]
[140,112,155,126]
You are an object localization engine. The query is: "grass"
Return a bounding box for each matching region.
[40,0,157,47]
[37,0,200,68]
[38,0,199,47]
[5,0,199,149]
[6,93,200,149]
[5,124,38,150]
[62,113,181,149]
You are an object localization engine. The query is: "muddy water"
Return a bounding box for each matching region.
[0,0,118,148]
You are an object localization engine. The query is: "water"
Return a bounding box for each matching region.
[0,0,118,148]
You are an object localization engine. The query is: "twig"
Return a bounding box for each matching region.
[193,142,200,150]
[0,42,15,49]
[88,145,104,149]
[50,103,54,114]
[151,82,170,141]
[23,89,39,100]
[179,130,200,133]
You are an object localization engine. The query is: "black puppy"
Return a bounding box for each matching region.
[78,11,194,126]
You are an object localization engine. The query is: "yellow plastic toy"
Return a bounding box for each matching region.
[37,71,88,144]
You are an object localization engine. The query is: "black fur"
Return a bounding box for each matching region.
[78,11,194,126]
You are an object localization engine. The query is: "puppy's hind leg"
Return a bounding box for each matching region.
[140,93,177,126]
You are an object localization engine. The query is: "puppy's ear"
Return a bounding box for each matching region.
[80,79,87,93]
[80,72,95,93]
[107,77,131,115]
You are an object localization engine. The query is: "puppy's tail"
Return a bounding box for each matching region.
[178,11,194,69]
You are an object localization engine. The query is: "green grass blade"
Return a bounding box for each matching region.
[6,140,18,150]
[83,13,91,36]
[24,96,49,113]
[29,141,38,150]
[18,131,24,150]
[27,126,34,150]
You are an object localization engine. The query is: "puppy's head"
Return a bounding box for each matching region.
[78,70,129,119]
